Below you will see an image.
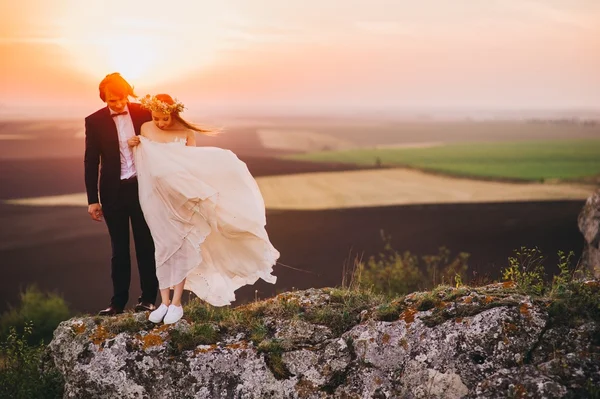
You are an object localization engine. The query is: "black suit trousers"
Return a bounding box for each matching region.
[103,178,158,309]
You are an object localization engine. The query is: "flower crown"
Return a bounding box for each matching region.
[139,94,185,114]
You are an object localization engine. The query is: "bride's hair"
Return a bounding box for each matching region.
[155,94,213,134]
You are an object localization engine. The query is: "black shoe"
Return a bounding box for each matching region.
[98,305,124,316]
[134,301,156,312]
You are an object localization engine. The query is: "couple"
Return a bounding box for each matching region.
[84,73,278,324]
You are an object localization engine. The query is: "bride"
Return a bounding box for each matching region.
[127,94,278,324]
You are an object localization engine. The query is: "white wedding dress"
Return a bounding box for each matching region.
[133,136,278,306]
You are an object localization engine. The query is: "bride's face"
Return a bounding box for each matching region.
[152,111,173,130]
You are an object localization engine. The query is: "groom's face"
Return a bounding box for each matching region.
[105,91,128,113]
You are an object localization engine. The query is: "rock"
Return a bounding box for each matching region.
[344,296,546,397]
[282,338,350,387]
[275,319,332,350]
[47,285,600,398]
[473,366,568,398]
[579,189,600,278]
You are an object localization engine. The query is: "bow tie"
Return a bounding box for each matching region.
[111,111,128,117]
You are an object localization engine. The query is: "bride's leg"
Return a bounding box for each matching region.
[164,279,185,324]
[149,287,172,323]
[171,279,186,307]
[159,288,171,306]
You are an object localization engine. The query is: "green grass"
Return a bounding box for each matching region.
[286,139,600,181]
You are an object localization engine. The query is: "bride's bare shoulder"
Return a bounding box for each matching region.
[141,122,156,137]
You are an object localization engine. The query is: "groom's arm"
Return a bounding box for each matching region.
[84,117,101,205]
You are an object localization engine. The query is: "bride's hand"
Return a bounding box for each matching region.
[128,136,141,147]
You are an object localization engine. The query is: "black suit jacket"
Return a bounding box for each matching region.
[84,103,152,207]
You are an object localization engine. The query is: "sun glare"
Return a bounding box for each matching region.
[55,1,229,86]
[101,35,159,82]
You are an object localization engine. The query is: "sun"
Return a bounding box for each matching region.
[102,36,158,83]
[61,33,162,86]
[55,1,227,87]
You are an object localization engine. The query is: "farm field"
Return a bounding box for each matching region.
[255,120,600,150]
[286,139,600,181]
[253,168,594,210]
[0,200,587,314]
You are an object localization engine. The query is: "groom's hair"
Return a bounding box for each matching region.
[99,73,136,102]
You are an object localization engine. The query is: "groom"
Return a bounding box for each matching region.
[84,72,158,316]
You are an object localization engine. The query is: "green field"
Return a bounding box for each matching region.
[287,139,600,181]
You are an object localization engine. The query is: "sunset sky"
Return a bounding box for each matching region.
[1,0,599,117]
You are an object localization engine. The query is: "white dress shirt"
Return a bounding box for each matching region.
[110,104,137,180]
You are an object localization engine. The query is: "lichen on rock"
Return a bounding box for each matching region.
[46,282,599,398]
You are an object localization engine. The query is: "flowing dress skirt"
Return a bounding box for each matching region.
[134,137,278,306]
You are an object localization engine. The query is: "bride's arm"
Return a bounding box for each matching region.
[186,130,197,147]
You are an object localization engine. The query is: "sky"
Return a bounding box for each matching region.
[1,0,599,117]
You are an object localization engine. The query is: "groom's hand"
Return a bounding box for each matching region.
[88,203,103,222]
[128,136,140,147]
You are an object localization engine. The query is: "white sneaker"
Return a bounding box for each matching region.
[148,303,169,323]
[163,304,184,324]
